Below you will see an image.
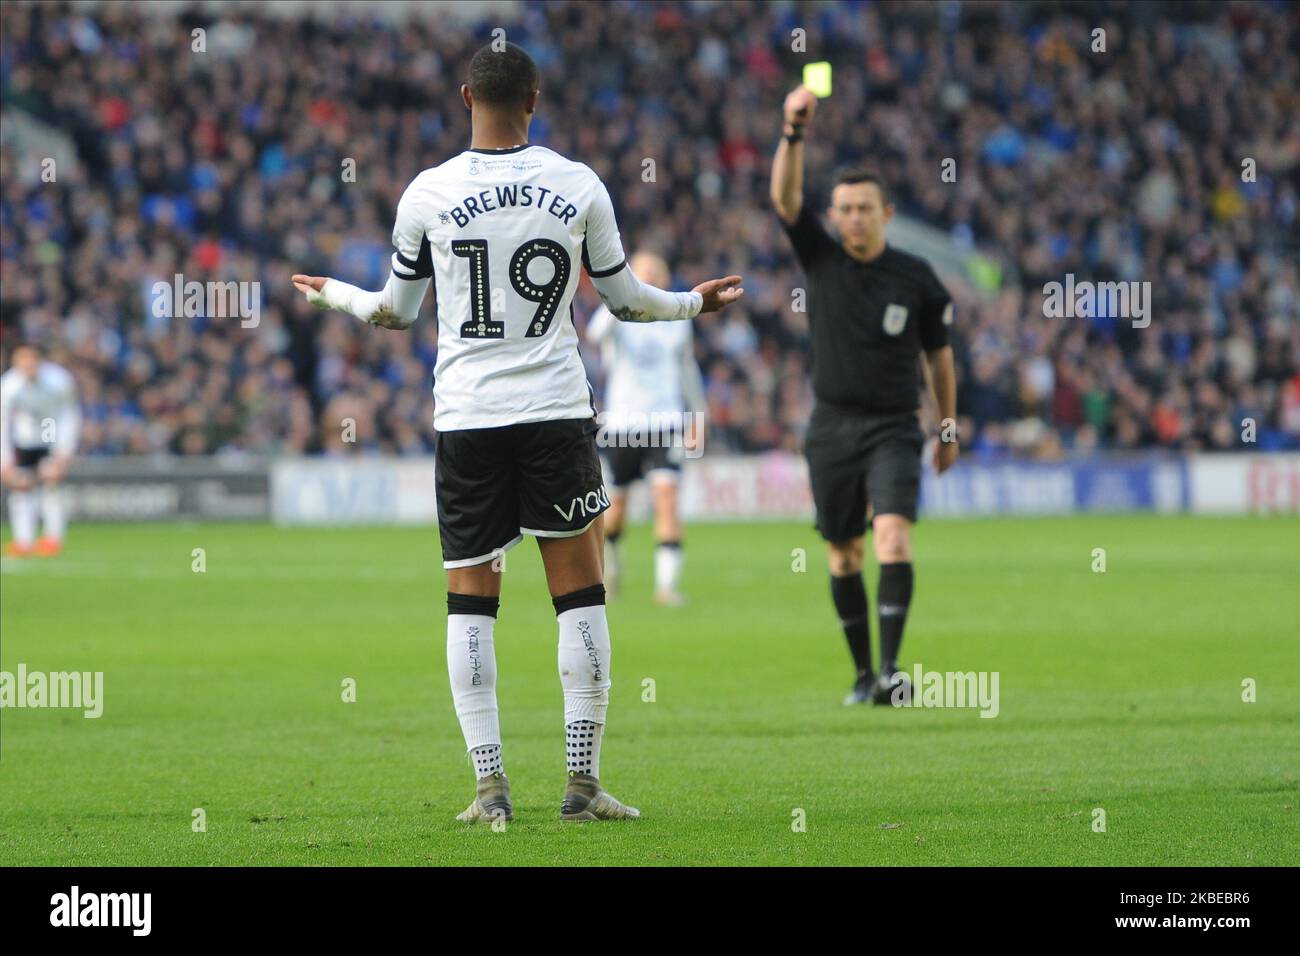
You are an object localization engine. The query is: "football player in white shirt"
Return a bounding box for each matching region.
[1,345,80,557]
[292,43,743,824]
[587,251,706,606]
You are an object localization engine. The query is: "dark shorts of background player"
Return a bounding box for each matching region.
[435,417,609,569]
[604,434,683,489]
[804,403,924,541]
[14,447,51,470]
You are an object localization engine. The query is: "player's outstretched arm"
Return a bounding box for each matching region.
[291,273,428,330]
[584,176,742,322]
[590,267,743,323]
[293,176,435,329]
[770,86,816,225]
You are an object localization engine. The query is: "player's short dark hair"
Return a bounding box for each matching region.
[832,168,890,206]
[468,42,539,111]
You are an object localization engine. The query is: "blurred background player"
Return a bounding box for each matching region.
[587,251,707,606]
[771,86,958,706]
[1,344,80,557]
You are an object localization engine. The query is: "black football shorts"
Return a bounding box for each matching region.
[14,447,52,470]
[435,417,609,569]
[604,436,683,489]
[804,404,924,541]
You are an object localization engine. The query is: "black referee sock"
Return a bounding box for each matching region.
[830,573,873,678]
[877,562,914,675]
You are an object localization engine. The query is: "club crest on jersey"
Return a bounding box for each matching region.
[468,157,482,176]
[883,303,909,335]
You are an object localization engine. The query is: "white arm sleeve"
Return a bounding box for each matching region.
[584,178,702,323]
[590,267,702,323]
[307,175,433,329]
[311,271,429,330]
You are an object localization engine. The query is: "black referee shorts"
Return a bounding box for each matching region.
[804,404,924,541]
[435,418,609,569]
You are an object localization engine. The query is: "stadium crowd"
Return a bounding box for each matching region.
[1,0,1297,459]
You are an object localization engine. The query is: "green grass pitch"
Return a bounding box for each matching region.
[1,515,1296,866]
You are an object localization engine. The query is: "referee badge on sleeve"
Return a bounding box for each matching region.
[883,303,909,335]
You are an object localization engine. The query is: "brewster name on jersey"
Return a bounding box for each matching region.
[442,183,580,229]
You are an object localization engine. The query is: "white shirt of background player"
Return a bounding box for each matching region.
[0,360,81,468]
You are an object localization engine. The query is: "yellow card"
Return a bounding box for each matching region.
[803,62,832,98]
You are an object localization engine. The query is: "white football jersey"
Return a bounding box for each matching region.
[391,145,628,432]
[0,361,79,455]
[589,305,700,432]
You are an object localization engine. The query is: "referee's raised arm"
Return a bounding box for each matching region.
[769,80,960,709]
[770,86,817,225]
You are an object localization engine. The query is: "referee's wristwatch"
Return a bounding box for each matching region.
[782,122,804,144]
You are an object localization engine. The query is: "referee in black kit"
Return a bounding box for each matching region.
[770,85,959,706]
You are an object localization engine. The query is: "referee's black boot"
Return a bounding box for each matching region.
[843,670,875,706]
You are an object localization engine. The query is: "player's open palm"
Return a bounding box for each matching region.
[693,275,745,313]
[291,274,329,307]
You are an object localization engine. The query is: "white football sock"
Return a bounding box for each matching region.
[556,592,612,778]
[9,490,38,546]
[566,719,604,779]
[470,743,503,778]
[447,602,501,774]
[40,485,66,541]
[654,542,683,594]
